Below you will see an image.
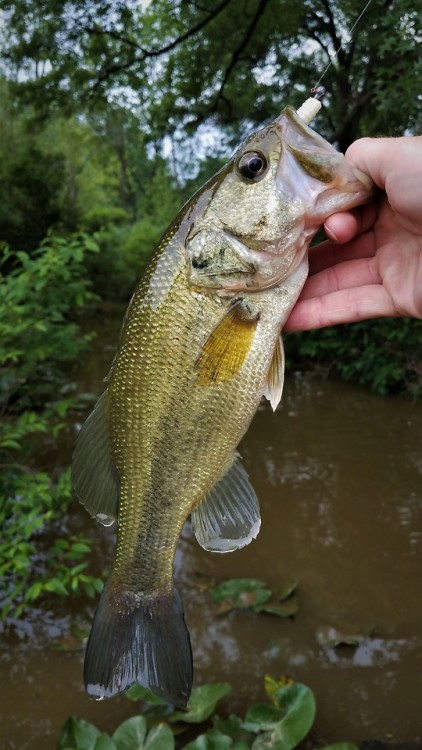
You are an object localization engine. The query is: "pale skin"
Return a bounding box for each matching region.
[285,135,422,332]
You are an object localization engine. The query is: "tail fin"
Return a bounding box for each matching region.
[84,580,193,707]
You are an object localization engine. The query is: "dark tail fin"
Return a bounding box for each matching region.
[84,580,193,707]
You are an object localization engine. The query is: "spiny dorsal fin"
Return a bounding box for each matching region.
[264,335,285,411]
[195,300,258,385]
[191,454,260,552]
[72,391,120,526]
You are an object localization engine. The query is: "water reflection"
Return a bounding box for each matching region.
[0,359,421,747]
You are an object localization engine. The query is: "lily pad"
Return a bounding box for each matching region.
[213,714,252,745]
[170,683,232,724]
[264,676,293,705]
[255,596,298,618]
[113,718,174,750]
[57,717,116,750]
[184,729,233,750]
[124,684,168,706]
[275,583,298,602]
[251,683,316,750]
[211,579,271,613]
[242,704,282,732]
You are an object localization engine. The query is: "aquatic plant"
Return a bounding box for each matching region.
[57,678,358,750]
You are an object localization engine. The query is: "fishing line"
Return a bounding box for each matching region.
[296,0,375,124]
[313,0,375,88]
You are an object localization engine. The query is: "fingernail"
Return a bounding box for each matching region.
[325,225,339,242]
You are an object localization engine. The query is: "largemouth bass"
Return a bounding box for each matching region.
[72,101,373,706]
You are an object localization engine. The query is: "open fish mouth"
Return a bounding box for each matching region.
[274,106,375,217]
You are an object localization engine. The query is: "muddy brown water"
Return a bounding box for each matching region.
[1,314,421,748]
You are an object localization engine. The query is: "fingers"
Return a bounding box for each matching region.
[345,137,395,189]
[308,224,377,275]
[346,136,422,233]
[284,284,398,332]
[297,256,381,301]
[323,211,360,244]
[323,198,379,243]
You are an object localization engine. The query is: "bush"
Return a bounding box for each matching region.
[285,318,422,396]
[0,234,103,623]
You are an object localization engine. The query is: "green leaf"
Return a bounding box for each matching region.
[113,718,173,750]
[212,580,271,613]
[170,683,232,724]
[242,704,282,732]
[44,577,69,596]
[276,583,298,602]
[71,542,91,554]
[323,745,359,750]
[57,716,102,750]
[254,597,298,618]
[113,717,147,750]
[125,684,167,706]
[93,736,118,750]
[251,683,316,750]
[213,715,251,745]
[144,724,174,750]
[184,729,233,750]
[25,581,44,601]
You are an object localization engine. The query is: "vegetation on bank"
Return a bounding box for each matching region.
[0,236,103,621]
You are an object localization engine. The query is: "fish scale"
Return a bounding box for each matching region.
[72,103,374,705]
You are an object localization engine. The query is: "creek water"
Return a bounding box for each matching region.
[1,312,421,748]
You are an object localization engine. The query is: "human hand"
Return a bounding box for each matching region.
[285,136,422,332]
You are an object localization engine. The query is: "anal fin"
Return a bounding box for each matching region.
[191,454,260,552]
[72,390,120,526]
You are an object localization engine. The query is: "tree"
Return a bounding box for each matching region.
[0,0,420,151]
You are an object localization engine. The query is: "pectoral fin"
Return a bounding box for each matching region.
[191,454,260,552]
[72,391,120,526]
[263,335,285,411]
[195,300,258,385]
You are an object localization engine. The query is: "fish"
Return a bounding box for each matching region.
[72,101,374,707]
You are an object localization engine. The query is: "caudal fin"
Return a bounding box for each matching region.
[84,580,193,707]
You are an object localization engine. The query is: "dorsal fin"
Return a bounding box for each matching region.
[191,454,260,552]
[72,391,120,526]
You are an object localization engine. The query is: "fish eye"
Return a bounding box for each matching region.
[237,151,268,182]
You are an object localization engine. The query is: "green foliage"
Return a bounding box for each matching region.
[170,684,232,725]
[0,234,102,622]
[0,469,103,621]
[57,678,356,750]
[0,234,99,411]
[211,579,298,618]
[58,715,174,750]
[1,0,420,150]
[285,318,422,396]
[91,161,181,299]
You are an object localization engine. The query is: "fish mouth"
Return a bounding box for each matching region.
[274,106,375,219]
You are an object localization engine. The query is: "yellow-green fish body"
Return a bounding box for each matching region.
[72,106,373,705]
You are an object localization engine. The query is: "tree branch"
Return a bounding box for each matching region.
[87,0,236,93]
[212,0,271,113]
